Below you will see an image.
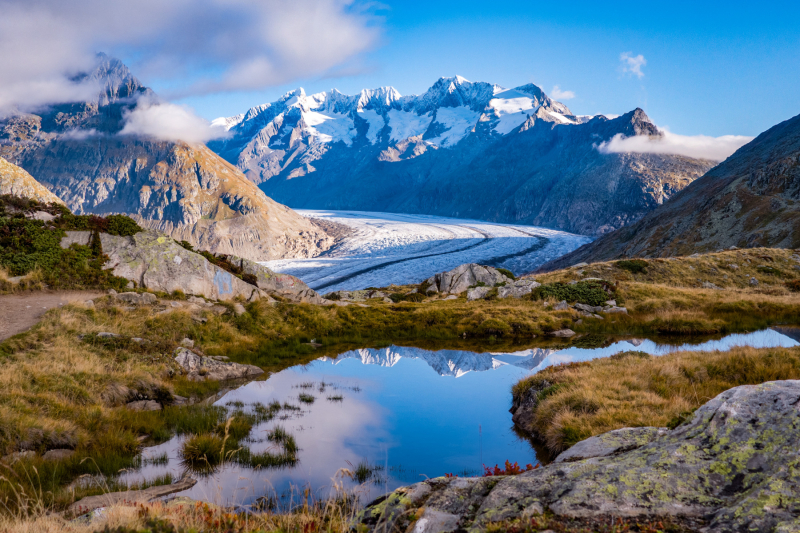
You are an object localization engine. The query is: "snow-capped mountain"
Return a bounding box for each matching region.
[209,77,715,236]
[322,345,555,378]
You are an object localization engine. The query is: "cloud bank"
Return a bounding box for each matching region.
[119,99,229,144]
[620,52,646,78]
[551,85,575,100]
[597,130,754,161]
[0,0,380,114]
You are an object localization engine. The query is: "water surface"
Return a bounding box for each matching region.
[127,328,799,508]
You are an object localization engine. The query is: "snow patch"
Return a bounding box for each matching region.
[488,89,540,135]
[357,109,385,144]
[387,109,433,142]
[301,110,356,146]
[425,106,481,147]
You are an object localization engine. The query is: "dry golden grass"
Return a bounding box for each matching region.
[513,345,800,456]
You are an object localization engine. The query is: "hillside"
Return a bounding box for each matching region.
[0,157,64,205]
[0,54,333,261]
[540,112,800,269]
[210,78,714,236]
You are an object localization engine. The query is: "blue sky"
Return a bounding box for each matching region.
[168,0,800,137]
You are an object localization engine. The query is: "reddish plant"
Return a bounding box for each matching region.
[483,460,539,477]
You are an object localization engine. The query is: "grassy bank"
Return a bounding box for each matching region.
[511,345,800,456]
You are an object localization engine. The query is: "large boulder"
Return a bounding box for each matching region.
[357,380,800,532]
[425,264,511,295]
[61,230,264,302]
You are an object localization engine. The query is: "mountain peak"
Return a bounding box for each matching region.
[74,53,150,105]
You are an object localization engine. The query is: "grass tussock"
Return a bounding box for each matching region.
[513,345,800,455]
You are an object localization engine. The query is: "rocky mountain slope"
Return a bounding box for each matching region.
[210,78,714,236]
[0,157,64,205]
[0,54,333,261]
[540,112,800,269]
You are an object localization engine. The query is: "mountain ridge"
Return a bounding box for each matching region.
[209,78,714,236]
[0,55,334,261]
[537,111,800,269]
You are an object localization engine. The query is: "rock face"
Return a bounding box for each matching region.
[225,255,327,304]
[61,230,264,301]
[426,264,511,294]
[174,347,263,381]
[0,54,332,262]
[541,112,800,269]
[210,78,713,236]
[0,157,64,205]
[357,380,800,532]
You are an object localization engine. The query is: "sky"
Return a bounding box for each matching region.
[0,0,798,143]
[168,0,800,137]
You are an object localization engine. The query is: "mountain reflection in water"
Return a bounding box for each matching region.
[125,328,799,509]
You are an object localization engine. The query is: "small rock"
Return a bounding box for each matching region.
[572,262,588,268]
[7,276,23,284]
[728,264,739,270]
[750,277,759,286]
[180,338,194,348]
[84,300,95,308]
[606,307,628,314]
[210,305,227,315]
[97,332,121,339]
[568,280,579,285]
[574,319,583,325]
[553,301,569,311]
[2,450,36,463]
[192,317,208,324]
[702,281,723,290]
[604,300,616,306]
[383,297,393,303]
[729,245,738,250]
[108,289,117,296]
[130,337,148,343]
[188,296,206,304]
[466,286,491,301]
[233,303,246,316]
[548,329,576,337]
[126,281,134,289]
[42,449,74,462]
[444,295,458,300]
[125,400,161,412]
[170,301,182,308]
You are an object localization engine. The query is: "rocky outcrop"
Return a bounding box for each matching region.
[357,380,800,533]
[541,112,800,269]
[225,255,327,304]
[61,230,264,301]
[174,347,263,381]
[0,54,333,262]
[0,157,64,205]
[425,264,512,294]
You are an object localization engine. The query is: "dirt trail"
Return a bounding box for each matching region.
[0,290,104,341]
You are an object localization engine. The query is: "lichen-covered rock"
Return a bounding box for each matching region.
[61,230,264,302]
[426,264,511,295]
[174,347,263,381]
[467,286,491,301]
[357,381,800,532]
[553,427,668,463]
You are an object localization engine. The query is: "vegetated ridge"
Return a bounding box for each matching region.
[210,78,714,236]
[540,111,800,270]
[0,54,333,262]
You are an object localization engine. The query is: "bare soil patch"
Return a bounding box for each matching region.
[0,290,104,341]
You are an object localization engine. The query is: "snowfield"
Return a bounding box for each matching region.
[260,210,591,293]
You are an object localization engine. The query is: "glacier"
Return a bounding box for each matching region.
[260,210,591,293]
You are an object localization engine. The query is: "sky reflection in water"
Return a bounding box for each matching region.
[127,328,799,508]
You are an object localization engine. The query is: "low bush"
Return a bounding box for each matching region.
[496,267,516,280]
[616,259,648,274]
[532,280,615,307]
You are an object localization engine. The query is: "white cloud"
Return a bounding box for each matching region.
[597,129,754,162]
[119,99,229,144]
[0,0,380,114]
[619,52,647,78]
[551,85,575,100]
[60,128,99,140]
